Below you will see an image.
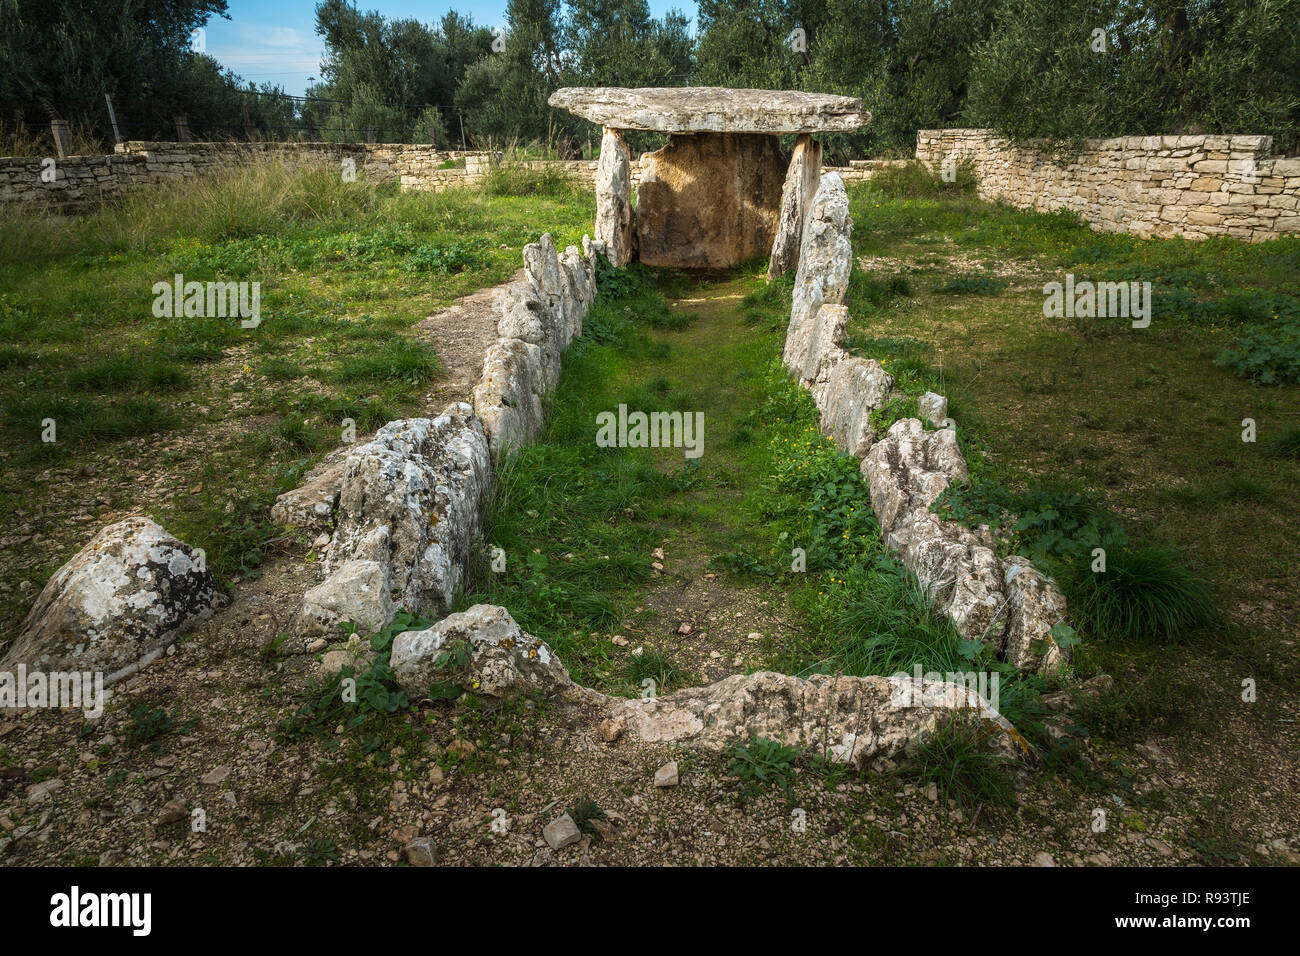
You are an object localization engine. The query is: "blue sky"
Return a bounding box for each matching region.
[204,0,698,96]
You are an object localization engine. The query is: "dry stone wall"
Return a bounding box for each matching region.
[783,173,1071,676]
[10,219,1029,769]
[0,142,583,212]
[916,128,1300,241]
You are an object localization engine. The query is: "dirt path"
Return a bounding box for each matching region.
[614,278,800,686]
[414,270,520,412]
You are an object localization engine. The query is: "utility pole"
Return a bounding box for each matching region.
[104,94,122,144]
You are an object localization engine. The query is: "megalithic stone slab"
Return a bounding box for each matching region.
[636,132,787,269]
[548,87,870,134]
[783,172,852,374]
[595,127,633,267]
[768,134,822,279]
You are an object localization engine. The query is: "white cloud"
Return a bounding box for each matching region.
[206,21,325,82]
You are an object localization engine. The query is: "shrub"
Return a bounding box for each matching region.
[1063,542,1217,643]
[728,738,799,796]
[864,160,977,198]
[897,716,1017,808]
[935,275,1007,295]
[1215,319,1300,385]
[481,161,577,198]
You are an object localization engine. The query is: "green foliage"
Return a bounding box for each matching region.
[935,275,1007,295]
[621,647,681,694]
[966,0,1300,153]
[299,839,341,866]
[332,337,440,386]
[846,269,913,311]
[1267,425,1300,460]
[1063,543,1217,644]
[932,479,1127,564]
[481,162,580,198]
[863,161,978,198]
[0,0,297,148]
[727,737,799,796]
[306,2,492,143]
[932,477,1215,645]
[740,272,794,331]
[457,269,681,687]
[276,613,428,742]
[897,716,1017,809]
[567,795,609,836]
[1215,319,1300,385]
[123,704,197,756]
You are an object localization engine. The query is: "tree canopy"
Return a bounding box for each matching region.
[2,0,1296,156]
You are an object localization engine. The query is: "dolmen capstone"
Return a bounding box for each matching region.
[549,86,870,271]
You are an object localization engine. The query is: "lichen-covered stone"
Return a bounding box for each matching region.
[385,604,1025,767]
[636,132,786,269]
[1001,556,1071,674]
[918,392,949,428]
[886,511,1007,647]
[495,278,562,392]
[472,336,546,461]
[783,173,852,374]
[769,134,822,279]
[390,604,573,699]
[523,233,568,346]
[800,303,848,386]
[861,418,968,534]
[611,671,1023,768]
[549,87,869,134]
[298,558,394,638]
[298,405,493,634]
[595,128,633,267]
[3,517,220,683]
[559,244,591,345]
[270,457,345,533]
[813,355,893,458]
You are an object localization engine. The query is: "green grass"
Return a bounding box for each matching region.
[841,178,1300,738]
[1063,542,1217,644]
[0,159,593,635]
[897,716,1018,809]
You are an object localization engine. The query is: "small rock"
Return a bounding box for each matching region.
[1032,851,1056,867]
[156,800,187,826]
[611,635,629,647]
[543,813,582,850]
[201,765,231,786]
[676,623,692,635]
[446,739,476,760]
[26,778,63,803]
[1147,838,1174,857]
[1079,674,1114,697]
[598,715,626,743]
[403,838,437,866]
[654,761,679,788]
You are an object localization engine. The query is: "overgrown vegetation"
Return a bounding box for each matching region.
[0,161,593,636]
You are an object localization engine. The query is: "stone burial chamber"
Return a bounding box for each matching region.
[549,86,869,270]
